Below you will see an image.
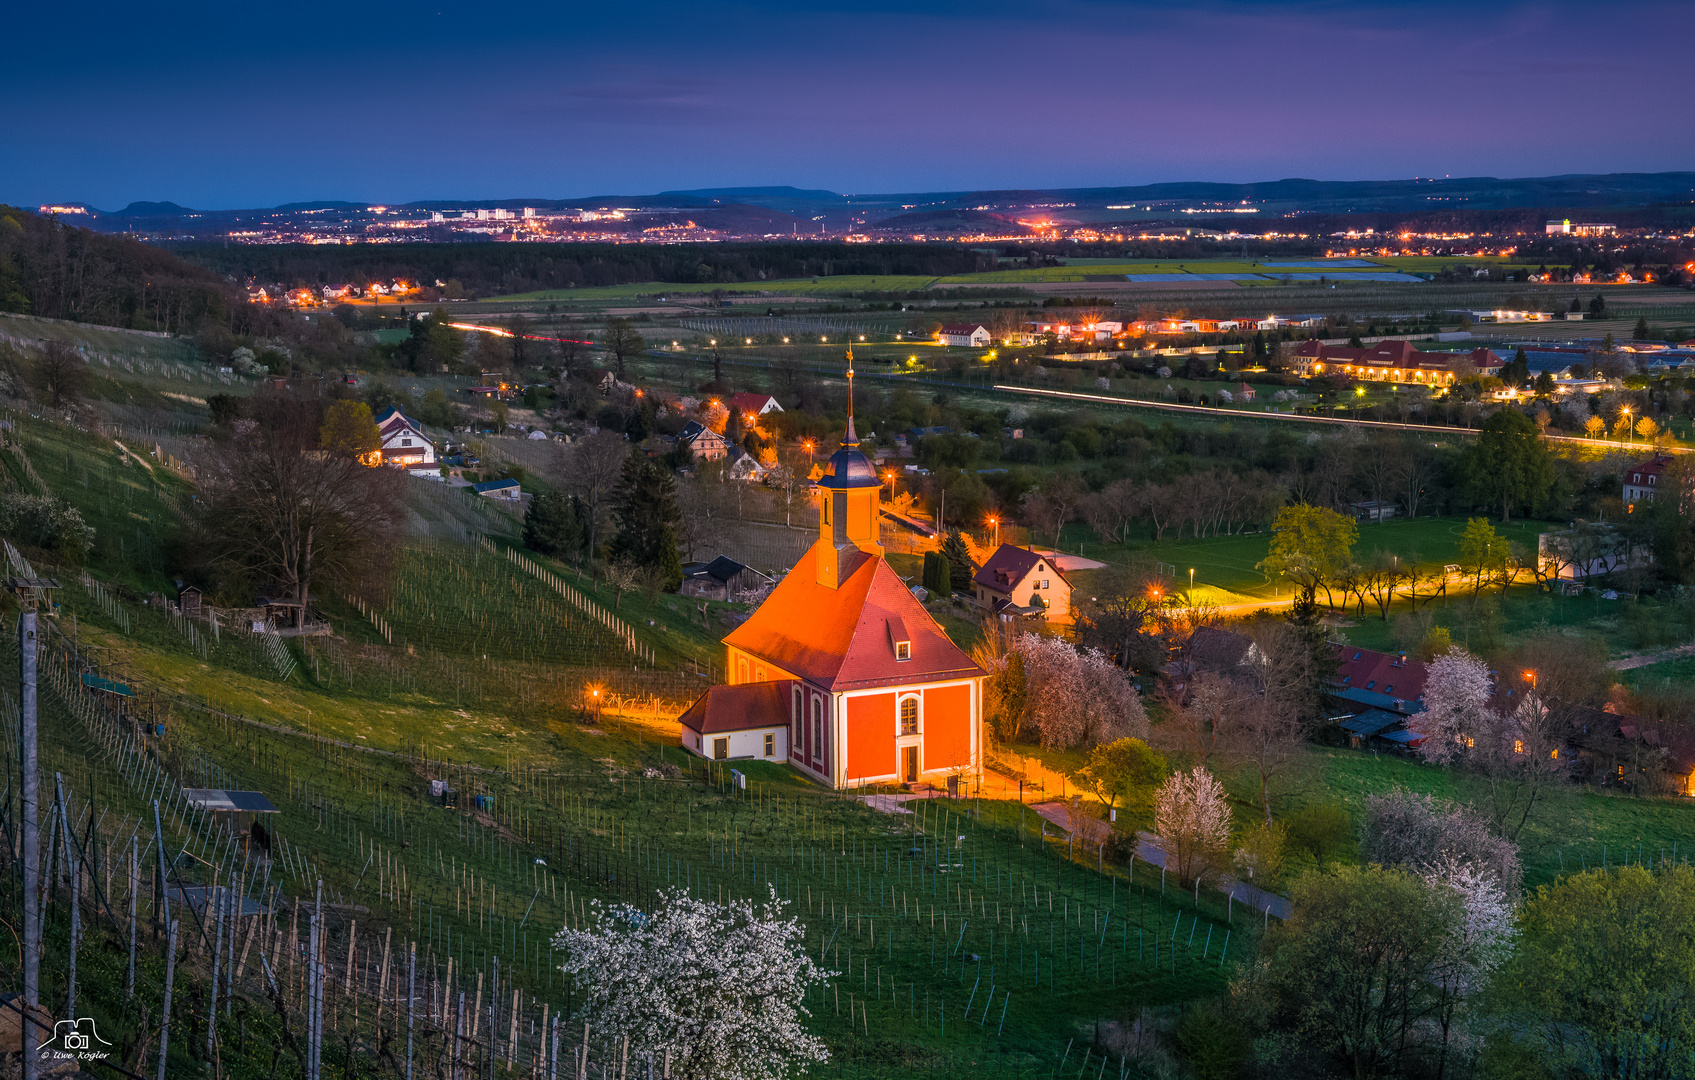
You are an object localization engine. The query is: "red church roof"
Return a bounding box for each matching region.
[678,680,797,733]
[724,543,982,691]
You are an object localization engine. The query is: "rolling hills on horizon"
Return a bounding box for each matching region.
[40,170,1695,225]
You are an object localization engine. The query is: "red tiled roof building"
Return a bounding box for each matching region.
[680,355,985,787]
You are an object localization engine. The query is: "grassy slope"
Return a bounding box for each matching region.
[1008,736,1695,895]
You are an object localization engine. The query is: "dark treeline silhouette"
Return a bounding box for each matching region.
[0,206,231,332]
[170,241,994,297]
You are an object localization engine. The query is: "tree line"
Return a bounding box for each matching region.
[0,206,231,332]
[171,241,993,299]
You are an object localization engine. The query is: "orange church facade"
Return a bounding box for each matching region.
[678,399,984,789]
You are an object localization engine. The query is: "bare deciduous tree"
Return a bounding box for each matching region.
[564,430,629,569]
[1019,476,1084,550]
[192,394,403,628]
[1154,672,1247,773]
[1081,478,1140,545]
[31,341,90,408]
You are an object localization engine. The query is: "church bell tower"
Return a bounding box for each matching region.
[816,349,883,589]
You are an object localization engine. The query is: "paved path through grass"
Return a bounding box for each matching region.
[1030,802,1292,920]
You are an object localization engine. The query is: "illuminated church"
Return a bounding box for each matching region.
[678,356,984,788]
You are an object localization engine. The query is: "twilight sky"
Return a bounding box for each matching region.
[5,0,1691,210]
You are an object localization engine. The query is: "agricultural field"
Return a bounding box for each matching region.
[497,275,946,303]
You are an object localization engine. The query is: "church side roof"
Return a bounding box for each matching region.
[724,542,983,691]
[678,681,798,734]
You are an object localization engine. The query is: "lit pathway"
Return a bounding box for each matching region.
[995,383,1684,455]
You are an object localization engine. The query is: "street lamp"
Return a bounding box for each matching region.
[883,470,898,499]
[1189,567,1196,598]
[986,515,1000,548]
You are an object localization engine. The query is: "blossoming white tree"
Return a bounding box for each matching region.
[552,887,831,1080]
[1417,649,1494,764]
[1153,765,1233,884]
[1012,633,1148,748]
[1422,855,1518,1073]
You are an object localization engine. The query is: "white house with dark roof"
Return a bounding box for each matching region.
[374,406,436,469]
[1624,454,1674,504]
[938,324,991,347]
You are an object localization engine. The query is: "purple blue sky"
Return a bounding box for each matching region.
[5,0,1691,210]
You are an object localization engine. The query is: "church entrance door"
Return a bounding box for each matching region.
[902,745,918,783]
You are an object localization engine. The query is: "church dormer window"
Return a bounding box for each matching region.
[888,617,912,661]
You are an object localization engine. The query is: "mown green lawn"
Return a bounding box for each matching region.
[1060,515,1548,601]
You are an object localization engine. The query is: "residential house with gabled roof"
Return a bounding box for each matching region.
[678,420,731,462]
[1325,643,1432,753]
[679,361,985,789]
[938,323,991,347]
[1329,643,1429,717]
[1623,453,1674,505]
[725,446,769,482]
[727,392,783,419]
[971,544,1072,623]
[373,406,436,469]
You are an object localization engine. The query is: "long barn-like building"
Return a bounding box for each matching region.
[679,362,984,788]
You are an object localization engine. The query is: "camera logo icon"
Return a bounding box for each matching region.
[40,1017,112,1059]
